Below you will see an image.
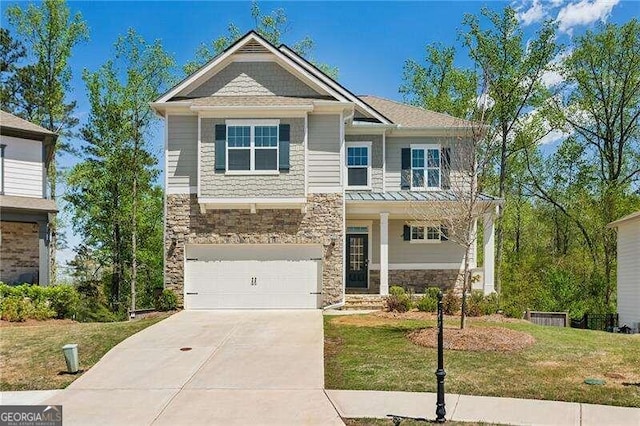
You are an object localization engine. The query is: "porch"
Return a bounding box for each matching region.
[344,191,498,296]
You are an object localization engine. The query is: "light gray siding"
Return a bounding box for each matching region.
[167,115,198,190]
[186,62,321,98]
[0,135,43,198]
[308,114,341,189]
[617,219,640,329]
[370,219,465,264]
[386,136,472,191]
[200,118,305,198]
[345,134,383,192]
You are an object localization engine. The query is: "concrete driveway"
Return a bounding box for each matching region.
[45,310,343,426]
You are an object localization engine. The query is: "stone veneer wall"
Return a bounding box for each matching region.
[347,269,461,295]
[0,221,39,283]
[389,269,461,293]
[165,193,343,307]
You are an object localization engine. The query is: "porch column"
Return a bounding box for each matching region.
[380,212,389,296]
[483,212,495,294]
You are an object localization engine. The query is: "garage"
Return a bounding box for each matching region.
[184,244,323,309]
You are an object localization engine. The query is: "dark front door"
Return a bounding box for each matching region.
[346,234,368,288]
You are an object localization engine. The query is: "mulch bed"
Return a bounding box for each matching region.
[375,310,525,324]
[408,326,535,352]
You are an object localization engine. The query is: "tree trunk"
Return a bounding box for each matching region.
[495,131,509,294]
[460,243,472,330]
[131,155,137,319]
[48,159,57,285]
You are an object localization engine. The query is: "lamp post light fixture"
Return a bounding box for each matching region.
[435,291,447,423]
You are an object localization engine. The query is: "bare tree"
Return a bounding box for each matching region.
[409,97,499,329]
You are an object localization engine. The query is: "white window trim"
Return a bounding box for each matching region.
[345,141,372,190]
[410,144,441,191]
[225,119,280,174]
[410,224,442,244]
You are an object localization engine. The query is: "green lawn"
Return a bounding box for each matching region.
[325,314,640,407]
[0,313,171,391]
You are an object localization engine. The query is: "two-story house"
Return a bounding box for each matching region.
[0,110,57,285]
[152,31,499,309]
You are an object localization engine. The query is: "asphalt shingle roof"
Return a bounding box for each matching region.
[358,95,475,128]
[0,110,56,136]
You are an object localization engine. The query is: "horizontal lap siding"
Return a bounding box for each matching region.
[167,115,198,190]
[1,136,43,198]
[308,114,341,189]
[617,221,640,327]
[370,219,466,264]
[385,136,472,191]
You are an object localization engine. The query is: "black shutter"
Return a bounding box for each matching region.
[214,124,226,172]
[401,148,411,189]
[403,225,411,241]
[440,226,449,241]
[441,147,451,189]
[279,124,290,172]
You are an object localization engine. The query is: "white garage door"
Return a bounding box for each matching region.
[184,244,322,309]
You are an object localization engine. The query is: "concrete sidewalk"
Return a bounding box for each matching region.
[0,390,61,405]
[326,390,640,426]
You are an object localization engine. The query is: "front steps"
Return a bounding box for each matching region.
[343,294,386,310]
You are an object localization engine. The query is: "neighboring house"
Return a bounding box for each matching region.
[608,211,640,331]
[152,31,500,309]
[0,110,57,285]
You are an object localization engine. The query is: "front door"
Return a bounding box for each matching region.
[346,234,368,288]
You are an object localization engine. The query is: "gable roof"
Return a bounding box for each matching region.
[607,210,640,228]
[358,96,475,128]
[0,110,57,137]
[154,31,391,124]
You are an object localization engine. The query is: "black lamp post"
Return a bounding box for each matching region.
[435,291,446,423]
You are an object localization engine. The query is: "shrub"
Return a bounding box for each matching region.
[1,297,33,322]
[416,287,441,313]
[0,283,80,321]
[442,290,460,315]
[155,289,178,311]
[385,286,413,313]
[483,292,500,315]
[76,298,121,322]
[47,285,80,319]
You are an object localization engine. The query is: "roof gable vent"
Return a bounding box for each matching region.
[237,39,270,54]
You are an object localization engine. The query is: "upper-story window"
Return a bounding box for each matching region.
[411,144,440,190]
[226,120,279,173]
[346,142,371,189]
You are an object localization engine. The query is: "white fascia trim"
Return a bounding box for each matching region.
[278,45,392,125]
[369,263,462,270]
[156,32,257,103]
[167,186,198,194]
[198,197,307,204]
[159,33,347,105]
[192,105,314,112]
[232,53,275,62]
[225,119,280,126]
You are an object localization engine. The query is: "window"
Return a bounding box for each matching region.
[410,225,444,243]
[226,120,279,172]
[411,145,440,190]
[346,142,371,188]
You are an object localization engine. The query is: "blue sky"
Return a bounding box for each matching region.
[2,0,637,270]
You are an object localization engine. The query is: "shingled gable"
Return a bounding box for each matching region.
[152,31,392,124]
